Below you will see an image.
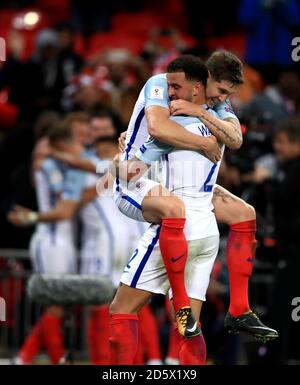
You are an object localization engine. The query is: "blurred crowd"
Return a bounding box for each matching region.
[1,0,300,365]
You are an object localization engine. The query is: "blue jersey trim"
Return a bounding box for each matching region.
[165,154,170,189]
[125,108,145,160]
[121,194,142,210]
[116,177,142,210]
[35,239,44,273]
[49,190,57,244]
[93,200,115,272]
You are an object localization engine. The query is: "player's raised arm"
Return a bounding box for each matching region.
[144,73,220,154]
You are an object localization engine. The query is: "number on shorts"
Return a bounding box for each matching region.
[126,248,138,269]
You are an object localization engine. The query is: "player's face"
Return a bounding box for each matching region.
[96,142,118,160]
[89,117,116,143]
[205,75,238,106]
[53,140,80,155]
[167,72,196,102]
[71,121,90,146]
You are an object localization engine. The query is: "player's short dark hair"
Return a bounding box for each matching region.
[95,136,118,145]
[206,51,244,85]
[89,107,124,135]
[48,121,74,145]
[276,117,300,143]
[167,55,208,85]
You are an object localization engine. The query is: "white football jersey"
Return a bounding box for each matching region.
[80,166,147,285]
[34,158,75,242]
[137,115,224,211]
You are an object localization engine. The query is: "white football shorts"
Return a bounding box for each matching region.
[30,231,77,274]
[120,210,219,301]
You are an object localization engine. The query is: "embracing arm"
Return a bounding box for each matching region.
[146,105,220,153]
[197,109,242,149]
[170,100,242,149]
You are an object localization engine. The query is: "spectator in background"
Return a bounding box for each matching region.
[236,118,300,364]
[239,0,300,81]
[0,29,56,122]
[227,68,300,190]
[55,23,83,84]
[70,0,114,37]
[185,0,240,41]
[0,27,83,124]
[266,118,300,364]
[239,69,300,131]
[62,72,112,114]
[99,50,149,124]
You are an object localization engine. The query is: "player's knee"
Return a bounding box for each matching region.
[109,297,138,315]
[241,203,256,222]
[233,202,256,223]
[159,196,185,218]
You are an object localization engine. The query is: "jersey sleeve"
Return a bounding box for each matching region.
[135,137,173,165]
[213,100,238,121]
[62,169,86,201]
[41,159,64,193]
[144,75,169,110]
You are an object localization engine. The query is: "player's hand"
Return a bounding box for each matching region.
[109,153,121,177]
[202,135,221,163]
[7,205,38,227]
[118,131,127,153]
[170,99,203,117]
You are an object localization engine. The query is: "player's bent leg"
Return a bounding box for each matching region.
[213,185,278,342]
[109,284,152,365]
[141,185,185,223]
[142,185,196,336]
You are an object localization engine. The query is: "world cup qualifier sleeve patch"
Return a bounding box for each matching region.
[150,86,164,100]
